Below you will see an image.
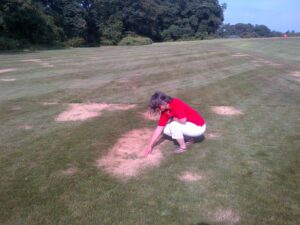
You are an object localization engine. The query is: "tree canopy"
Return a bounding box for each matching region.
[0,0,225,49]
[2,0,296,50]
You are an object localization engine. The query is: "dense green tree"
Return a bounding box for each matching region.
[44,0,86,40]
[254,25,271,37]
[1,0,61,44]
[80,0,99,44]
[1,0,227,49]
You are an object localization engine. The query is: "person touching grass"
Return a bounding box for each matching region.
[144,91,206,155]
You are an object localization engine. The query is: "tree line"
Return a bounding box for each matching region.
[217,23,300,38]
[0,0,225,49]
[1,1,298,50]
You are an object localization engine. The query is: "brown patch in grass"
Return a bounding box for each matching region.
[263,60,283,67]
[21,59,42,63]
[11,106,22,111]
[290,71,300,78]
[55,103,136,122]
[141,111,160,121]
[206,132,222,139]
[212,106,244,116]
[21,59,54,67]
[0,68,17,74]
[213,208,240,224]
[267,63,283,67]
[42,102,59,106]
[253,59,283,67]
[178,171,205,182]
[96,128,164,179]
[252,60,263,63]
[17,125,33,130]
[61,167,78,176]
[41,62,54,68]
[231,54,249,57]
[1,78,16,82]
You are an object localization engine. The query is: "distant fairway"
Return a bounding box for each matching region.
[0,38,299,225]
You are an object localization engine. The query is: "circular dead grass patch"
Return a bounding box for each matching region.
[268,63,283,67]
[1,78,16,82]
[61,167,78,176]
[178,171,205,182]
[17,125,33,130]
[212,106,243,116]
[231,54,249,57]
[290,71,300,78]
[252,60,263,63]
[21,59,42,63]
[55,103,136,122]
[42,102,59,106]
[206,132,222,140]
[11,106,22,111]
[96,128,164,179]
[41,62,54,67]
[213,208,240,224]
[253,59,283,67]
[0,68,17,74]
[21,59,54,67]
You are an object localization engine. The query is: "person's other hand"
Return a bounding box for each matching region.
[143,146,152,157]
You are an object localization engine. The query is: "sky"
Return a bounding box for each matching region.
[221,0,300,32]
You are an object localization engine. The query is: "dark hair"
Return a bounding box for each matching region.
[148,91,172,113]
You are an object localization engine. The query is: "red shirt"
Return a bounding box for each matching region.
[158,98,205,126]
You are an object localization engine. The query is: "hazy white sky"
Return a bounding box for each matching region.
[221,0,300,32]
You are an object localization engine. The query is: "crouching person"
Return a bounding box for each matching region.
[144,91,206,155]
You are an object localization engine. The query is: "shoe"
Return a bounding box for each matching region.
[186,138,195,146]
[174,147,188,154]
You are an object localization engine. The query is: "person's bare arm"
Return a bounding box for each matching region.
[144,126,164,156]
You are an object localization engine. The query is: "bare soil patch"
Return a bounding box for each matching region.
[267,62,283,67]
[21,59,54,67]
[96,128,164,179]
[212,106,244,116]
[1,78,16,82]
[21,59,42,63]
[178,171,205,182]
[206,132,222,140]
[231,54,249,57]
[213,208,240,224]
[290,71,300,78]
[61,167,78,176]
[252,60,263,63]
[11,106,22,111]
[42,102,59,106]
[253,59,283,67]
[55,103,136,122]
[41,62,54,67]
[17,125,33,130]
[0,68,17,74]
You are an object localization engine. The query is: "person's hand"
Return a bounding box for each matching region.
[143,145,153,157]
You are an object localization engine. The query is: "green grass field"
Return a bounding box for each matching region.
[0,38,299,225]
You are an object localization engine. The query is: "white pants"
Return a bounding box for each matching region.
[163,121,206,139]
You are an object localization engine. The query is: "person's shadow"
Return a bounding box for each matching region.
[186,134,205,143]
